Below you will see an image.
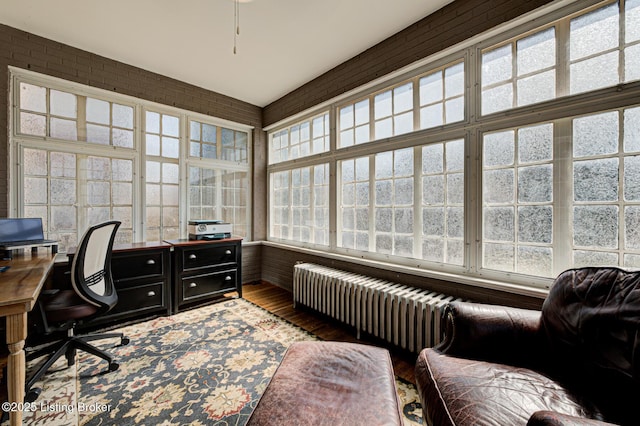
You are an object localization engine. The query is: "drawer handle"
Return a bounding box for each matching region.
[225,275,232,281]
[147,291,156,297]
[225,250,232,255]
[189,282,197,288]
[189,254,197,260]
[146,259,156,265]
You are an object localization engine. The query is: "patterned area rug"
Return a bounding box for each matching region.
[14,298,423,425]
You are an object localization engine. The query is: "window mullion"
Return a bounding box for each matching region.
[413,146,422,259]
[553,118,573,275]
[368,155,376,252]
[556,16,570,98]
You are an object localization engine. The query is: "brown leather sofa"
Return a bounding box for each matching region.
[415,267,640,426]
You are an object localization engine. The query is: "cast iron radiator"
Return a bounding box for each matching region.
[292,262,461,353]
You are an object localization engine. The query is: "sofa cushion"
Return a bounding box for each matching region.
[541,267,640,423]
[415,348,604,426]
[542,267,640,381]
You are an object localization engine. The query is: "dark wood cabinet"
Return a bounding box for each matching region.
[71,241,172,328]
[62,238,241,327]
[166,238,242,313]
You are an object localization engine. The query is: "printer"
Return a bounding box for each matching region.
[188,220,232,240]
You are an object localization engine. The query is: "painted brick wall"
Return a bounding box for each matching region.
[0,24,264,229]
[262,0,554,127]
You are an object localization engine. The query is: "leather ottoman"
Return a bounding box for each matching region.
[247,341,403,426]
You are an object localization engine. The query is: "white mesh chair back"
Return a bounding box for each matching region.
[71,221,120,311]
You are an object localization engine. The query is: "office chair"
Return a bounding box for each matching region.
[25,220,129,402]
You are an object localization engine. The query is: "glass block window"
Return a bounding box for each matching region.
[189,167,217,220]
[22,148,77,252]
[190,168,249,237]
[482,27,557,114]
[18,83,134,148]
[374,83,414,139]
[270,170,290,239]
[145,160,179,241]
[340,156,371,250]
[572,107,640,267]
[269,112,330,164]
[419,62,465,129]
[85,98,134,148]
[221,170,249,237]
[189,122,218,159]
[145,110,181,241]
[569,3,620,94]
[339,99,370,148]
[421,139,465,265]
[482,124,555,276]
[374,148,414,257]
[86,156,134,243]
[145,111,180,159]
[11,70,252,247]
[269,165,329,246]
[221,128,248,162]
[21,148,134,252]
[626,0,640,81]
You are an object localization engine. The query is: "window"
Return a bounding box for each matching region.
[482,28,557,114]
[337,140,464,265]
[419,62,465,129]
[374,83,414,139]
[572,107,640,267]
[19,82,135,147]
[339,100,369,148]
[422,139,465,265]
[269,112,329,164]
[482,124,554,276]
[145,111,180,241]
[340,157,371,250]
[11,70,252,250]
[374,148,414,256]
[480,107,640,277]
[270,165,329,245]
[481,0,640,115]
[338,60,466,148]
[268,0,640,289]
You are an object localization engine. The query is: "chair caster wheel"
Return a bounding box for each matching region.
[121,337,130,345]
[25,387,41,403]
[108,362,119,372]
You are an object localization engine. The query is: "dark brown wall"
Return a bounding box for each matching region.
[0,24,264,224]
[263,0,554,127]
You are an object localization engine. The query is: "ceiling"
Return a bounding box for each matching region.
[0,0,453,107]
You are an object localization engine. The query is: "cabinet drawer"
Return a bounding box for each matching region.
[182,269,237,300]
[112,251,165,281]
[110,283,165,315]
[182,245,237,270]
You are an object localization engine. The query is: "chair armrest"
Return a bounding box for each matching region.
[437,301,545,366]
[527,411,618,426]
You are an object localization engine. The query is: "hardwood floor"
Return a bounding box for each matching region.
[242,281,417,384]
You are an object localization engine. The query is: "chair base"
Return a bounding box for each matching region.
[25,331,129,402]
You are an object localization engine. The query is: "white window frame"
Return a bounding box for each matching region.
[9,67,253,249]
[266,0,640,294]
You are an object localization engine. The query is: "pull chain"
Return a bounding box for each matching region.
[233,0,240,54]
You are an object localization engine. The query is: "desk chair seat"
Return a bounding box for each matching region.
[24,220,129,403]
[43,290,99,322]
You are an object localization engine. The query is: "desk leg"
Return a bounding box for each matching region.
[6,312,27,426]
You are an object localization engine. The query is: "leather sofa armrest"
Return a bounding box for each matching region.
[436,301,545,366]
[527,411,619,426]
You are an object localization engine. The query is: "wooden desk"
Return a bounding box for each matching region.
[0,251,55,426]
